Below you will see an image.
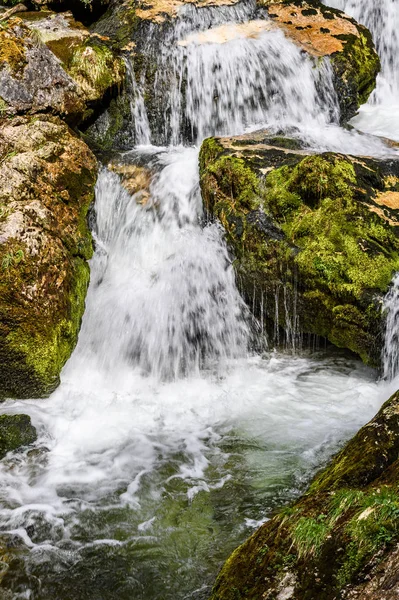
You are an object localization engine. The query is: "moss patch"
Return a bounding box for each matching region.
[0,414,37,458]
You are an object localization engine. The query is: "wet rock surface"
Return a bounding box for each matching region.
[262,0,380,122]
[0,14,124,126]
[199,130,399,365]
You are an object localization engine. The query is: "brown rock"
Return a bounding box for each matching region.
[0,115,97,398]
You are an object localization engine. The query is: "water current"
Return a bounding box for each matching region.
[1,0,399,598]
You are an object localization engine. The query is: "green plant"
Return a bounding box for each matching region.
[2,249,24,270]
[291,514,331,558]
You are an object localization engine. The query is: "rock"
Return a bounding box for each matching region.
[260,0,380,123]
[0,414,37,458]
[0,0,110,26]
[199,131,399,365]
[108,160,152,200]
[210,389,399,600]
[0,114,97,399]
[0,14,125,126]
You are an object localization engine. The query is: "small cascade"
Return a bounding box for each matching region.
[382,273,399,380]
[324,0,399,139]
[81,149,249,380]
[127,2,342,146]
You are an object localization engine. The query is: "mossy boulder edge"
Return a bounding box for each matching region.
[0,115,98,399]
[199,131,399,365]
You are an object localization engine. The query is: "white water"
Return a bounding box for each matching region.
[325,0,399,140]
[1,1,399,598]
[130,3,396,155]
[382,273,399,381]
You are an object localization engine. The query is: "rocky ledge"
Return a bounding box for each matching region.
[0,115,97,398]
[210,388,399,599]
[199,131,399,365]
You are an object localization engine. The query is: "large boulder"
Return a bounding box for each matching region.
[210,389,399,600]
[199,131,399,365]
[0,114,97,398]
[0,14,125,126]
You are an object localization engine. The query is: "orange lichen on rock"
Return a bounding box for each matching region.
[266,3,359,56]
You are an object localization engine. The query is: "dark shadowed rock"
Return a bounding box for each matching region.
[0,414,37,458]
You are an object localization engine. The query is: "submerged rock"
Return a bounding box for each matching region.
[0,115,97,398]
[210,388,399,600]
[199,131,399,365]
[0,414,37,458]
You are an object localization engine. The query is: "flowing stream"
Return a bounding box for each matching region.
[1,1,399,598]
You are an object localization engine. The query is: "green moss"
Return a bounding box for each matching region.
[292,515,331,558]
[0,414,37,458]
[201,140,399,365]
[330,29,380,122]
[4,257,90,396]
[68,41,124,98]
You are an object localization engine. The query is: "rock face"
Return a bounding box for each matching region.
[0,115,97,398]
[0,414,37,458]
[210,389,399,600]
[199,131,399,365]
[0,5,126,399]
[0,14,124,126]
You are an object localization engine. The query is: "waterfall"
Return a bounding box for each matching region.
[324,0,399,140]
[382,274,399,381]
[126,2,391,153]
[80,150,249,380]
[0,2,396,598]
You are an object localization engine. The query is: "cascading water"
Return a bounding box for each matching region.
[128,1,394,154]
[1,1,399,598]
[382,274,399,381]
[324,0,399,140]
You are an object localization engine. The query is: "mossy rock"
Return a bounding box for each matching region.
[0,114,97,399]
[210,389,399,600]
[199,131,399,365]
[0,414,37,458]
